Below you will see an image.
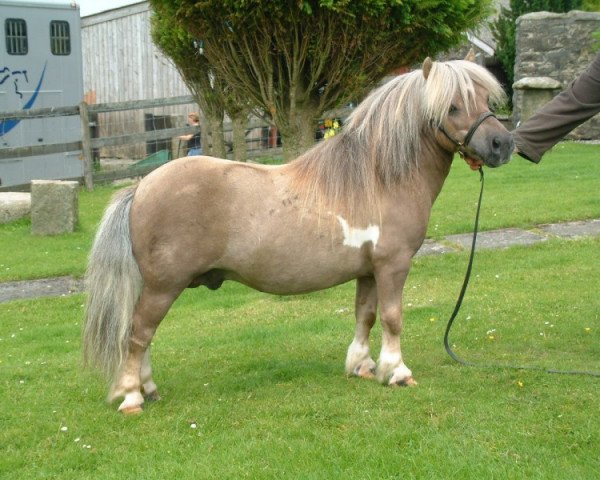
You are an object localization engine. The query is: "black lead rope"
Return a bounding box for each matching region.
[443,167,600,378]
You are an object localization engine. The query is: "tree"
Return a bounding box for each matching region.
[151,8,227,158]
[152,6,253,160]
[491,0,582,106]
[150,0,495,161]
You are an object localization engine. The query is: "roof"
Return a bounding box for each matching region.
[0,0,79,10]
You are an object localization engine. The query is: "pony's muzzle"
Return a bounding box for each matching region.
[486,131,514,167]
[470,131,515,168]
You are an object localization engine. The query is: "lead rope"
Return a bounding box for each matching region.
[443,167,600,378]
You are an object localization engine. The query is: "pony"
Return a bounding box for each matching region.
[83,55,513,413]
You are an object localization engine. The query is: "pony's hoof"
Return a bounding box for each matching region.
[120,405,143,415]
[357,369,376,379]
[352,360,377,379]
[144,389,161,402]
[390,376,418,387]
[117,391,144,414]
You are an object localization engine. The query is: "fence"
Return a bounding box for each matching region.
[0,95,296,191]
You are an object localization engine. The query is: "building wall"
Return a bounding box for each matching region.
[514,10,600,137]
[81,2,196,159]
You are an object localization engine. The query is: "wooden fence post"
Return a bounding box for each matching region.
[79,101,94,191]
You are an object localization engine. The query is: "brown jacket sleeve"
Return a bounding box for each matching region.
[513,53,600,163]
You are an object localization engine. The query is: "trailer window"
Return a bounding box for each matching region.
[50,21,71,55]
[5,18,28,55]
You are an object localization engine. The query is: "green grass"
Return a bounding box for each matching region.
[0,185,119,282]
[0,141,599,478]
[429,142,600,237]
[1,238,598,479]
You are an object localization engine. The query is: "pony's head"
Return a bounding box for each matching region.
[344,54,513,186]
[421,55,514,170]
[290,55,513,219]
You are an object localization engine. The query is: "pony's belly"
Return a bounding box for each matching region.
[220,247,371,295]
[229,267,363,295]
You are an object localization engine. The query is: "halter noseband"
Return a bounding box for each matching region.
[438,111,496,157]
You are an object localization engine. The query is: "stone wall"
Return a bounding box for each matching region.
[514,10,600,137]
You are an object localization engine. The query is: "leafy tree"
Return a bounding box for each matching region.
[151,9,226,157]
[152,6,252,160]
[150,0,495,160]
[582,0,600,10]
[491,0,582,105]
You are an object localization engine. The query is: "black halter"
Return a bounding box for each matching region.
[438,111,496,157]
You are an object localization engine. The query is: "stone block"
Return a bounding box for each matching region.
[0,192,31,224]
[513,77,562,125]
[514,10,600,137]
[31,180,79,235]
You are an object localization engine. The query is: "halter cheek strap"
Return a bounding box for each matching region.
[438,111,496,155]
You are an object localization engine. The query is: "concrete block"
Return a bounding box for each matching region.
[0,192,31,224]
[31,180,79,235]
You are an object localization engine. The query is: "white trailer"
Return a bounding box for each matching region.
[0,0,83,188]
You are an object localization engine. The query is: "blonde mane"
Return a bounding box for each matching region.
[289,59,506,219]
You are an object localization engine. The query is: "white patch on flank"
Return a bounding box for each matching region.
[336,216,380,249]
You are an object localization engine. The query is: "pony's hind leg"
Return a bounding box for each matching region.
[141,347,160,401]
[346,276,378,379]
[109,286,180,413]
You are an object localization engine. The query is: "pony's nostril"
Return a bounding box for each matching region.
[492,137,502,150]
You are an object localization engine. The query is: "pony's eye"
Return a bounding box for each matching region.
[449,104,458,114]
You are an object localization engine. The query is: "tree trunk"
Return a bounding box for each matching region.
[206,115,227,158]
[231,113,248,162]
[280,110,317,162]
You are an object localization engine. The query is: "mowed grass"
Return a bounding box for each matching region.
[0,186,114,282]
[429,142,600,237]
[1,238,599,479]
[0,142,599,478]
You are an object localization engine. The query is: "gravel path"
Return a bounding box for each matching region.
[0,276,84,303]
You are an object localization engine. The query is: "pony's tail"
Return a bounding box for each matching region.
[83,186,142,379]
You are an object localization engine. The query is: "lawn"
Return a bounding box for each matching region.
[0,143,599,479]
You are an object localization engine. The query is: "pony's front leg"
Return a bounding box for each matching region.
[375,265,417,387]
[345,276,378,378]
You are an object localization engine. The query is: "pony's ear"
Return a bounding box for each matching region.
[422,57,433,80]
[464,48,476,62]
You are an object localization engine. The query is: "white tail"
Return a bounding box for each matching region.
[82,187,142,378]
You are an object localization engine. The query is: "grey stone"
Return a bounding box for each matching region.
[539,219,600,239]
[513,77,562,90]
[415,239,456,257]
[513,10,600,136]
[0,192,31,224]
[445,228,547,250]
[513,78,561,124]
[0,276,84,304]
[520,10,600,22]
[30,180,79,235]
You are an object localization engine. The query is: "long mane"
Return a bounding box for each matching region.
[289,59,506,219]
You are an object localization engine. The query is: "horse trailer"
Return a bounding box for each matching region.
[0,0,83,188]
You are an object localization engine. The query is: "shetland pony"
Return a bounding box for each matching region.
[84,56,513,413]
